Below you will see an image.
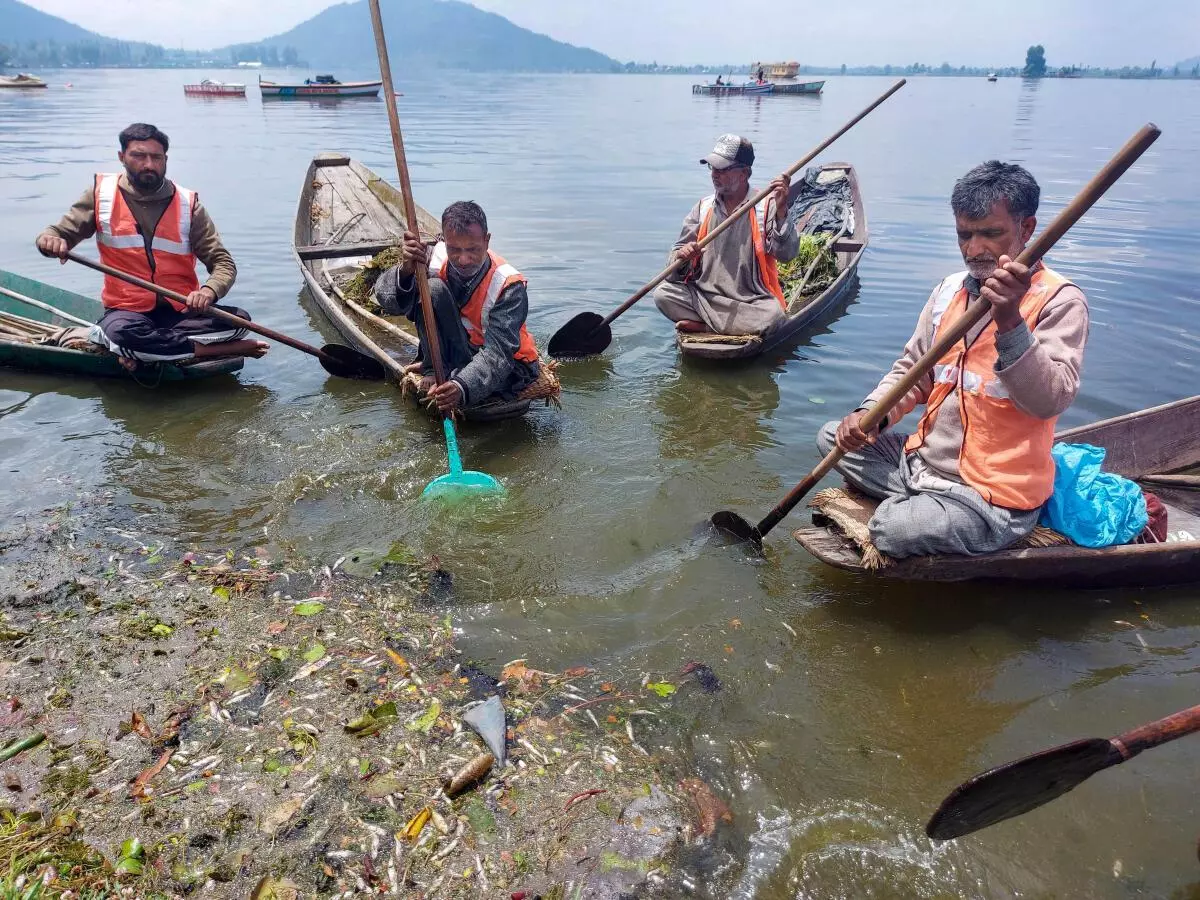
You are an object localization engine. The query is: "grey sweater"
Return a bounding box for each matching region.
[375,260,534,405]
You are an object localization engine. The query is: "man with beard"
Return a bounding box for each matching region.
[374,201,542,413]
[35,122,267,370]
[653,134,797,337]
[818,161,1089,558]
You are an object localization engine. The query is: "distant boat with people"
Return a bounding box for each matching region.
[259,74,382,98]
[692,79,823,96]
[0,73,48,89]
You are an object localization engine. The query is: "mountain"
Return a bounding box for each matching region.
[0,0,167,66]
[223,0,620,73]
[0,0,119,44]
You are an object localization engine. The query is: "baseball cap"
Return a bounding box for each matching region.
[701,134,755,170]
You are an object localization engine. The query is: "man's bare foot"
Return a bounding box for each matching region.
[193,339,270,360]
[117,356,138,372]
[675,319,708,334]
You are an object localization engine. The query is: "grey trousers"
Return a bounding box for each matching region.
[816,421,1039,558]
[405,279,537,404]
[653,281,786,337]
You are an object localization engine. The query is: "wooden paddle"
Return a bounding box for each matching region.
[546,78,907,359]
[712,122,1163,546]
[366,0,502,500]
[926,702,1200,840]
[65,252,386,380]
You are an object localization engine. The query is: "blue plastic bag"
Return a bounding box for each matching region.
[1039,442,1148,548]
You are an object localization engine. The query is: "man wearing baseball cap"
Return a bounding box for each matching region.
[654,134,798,337]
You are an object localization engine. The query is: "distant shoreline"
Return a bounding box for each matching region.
[3,65,1197,80]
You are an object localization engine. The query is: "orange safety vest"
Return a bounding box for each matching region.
[94,173,199,313]
[904,265,1075,510]
[696,193,786,308]
[427,244,539,364]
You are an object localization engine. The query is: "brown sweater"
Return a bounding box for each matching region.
[863,268,1089,483]
[38,174,236,299]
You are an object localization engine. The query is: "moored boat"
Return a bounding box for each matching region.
[793,395,1200,587]
[677,162,867,362]
[0,269,242,382]
[773,80,825,95]
[692,81,775,96]
[261,74,382,98]
[184,79,247,97]
[292,152,552,422]
[0,73,47,89]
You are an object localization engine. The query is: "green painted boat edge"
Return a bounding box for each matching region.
[0,268,243,381]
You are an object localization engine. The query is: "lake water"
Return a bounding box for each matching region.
[3,68,1200,897]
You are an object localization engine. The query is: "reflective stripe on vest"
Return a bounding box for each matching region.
[94,174,200,312]
[904,265,1075,510]
[696,193,786,308]
[427,243,539,364]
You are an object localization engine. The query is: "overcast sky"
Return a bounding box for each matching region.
[20,0,1200,67]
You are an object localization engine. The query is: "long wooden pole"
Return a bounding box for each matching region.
[0,284,92,327]
[366,0,447,387]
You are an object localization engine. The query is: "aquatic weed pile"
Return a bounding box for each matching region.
[341,248,403,313]
[0,502,732,898]
[778,232,838,303]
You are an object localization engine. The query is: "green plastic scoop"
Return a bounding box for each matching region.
[422,417,503,500]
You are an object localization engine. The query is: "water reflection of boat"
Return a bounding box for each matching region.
[796,395,1200,587]
[260,74,383,98]
[0,269,242,382]
[677,163,867,362]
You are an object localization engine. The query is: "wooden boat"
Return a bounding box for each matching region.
[773,80,825,95]
[692,81,775,96]
[260,75,382,98]
[292,152,535,422]
[0,73,47,89]
[794,395,1200,587]
[677,162,867,361]
[987,73,999,82]
[0,269,242,382]
[184,79,246,97]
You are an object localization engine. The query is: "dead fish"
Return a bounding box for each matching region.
[442,751,494,798]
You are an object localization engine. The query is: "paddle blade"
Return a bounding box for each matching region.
[319,344,387,380]
[421,470,504,502]
[548,312,611,359]
[926,738,1120,841]
[710,511,762,547]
